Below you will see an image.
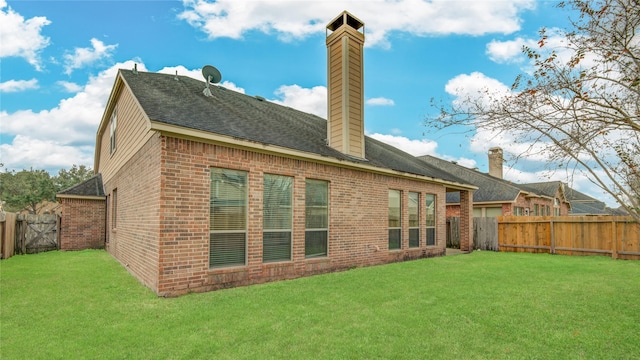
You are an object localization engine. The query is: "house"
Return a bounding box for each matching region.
[59,11,476,296]
[565,187,627,216]
[418,147,571,217]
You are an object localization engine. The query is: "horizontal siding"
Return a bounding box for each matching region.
[99,85,154,183]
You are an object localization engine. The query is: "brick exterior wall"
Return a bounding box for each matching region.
[106,135,465,296]
[59,197,106,250]
[459,190,473,251]
[103,133,163,292]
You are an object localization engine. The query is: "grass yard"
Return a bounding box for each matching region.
[1,250,639,359]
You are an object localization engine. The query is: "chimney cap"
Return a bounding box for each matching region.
[326,10,364,32]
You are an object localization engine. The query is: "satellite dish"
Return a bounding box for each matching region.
[202,65,222,84]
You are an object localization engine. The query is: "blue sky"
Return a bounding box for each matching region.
[1,0,616,205]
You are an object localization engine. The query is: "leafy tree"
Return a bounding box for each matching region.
[54,164,94,192]
[429,0,640,222]
[0,168,56,214]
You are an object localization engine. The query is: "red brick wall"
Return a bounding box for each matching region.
[156,136,449,296]
[446,204,460,217]
[103,133,162,292]
[59,197,106,250]
[459,190,474,251]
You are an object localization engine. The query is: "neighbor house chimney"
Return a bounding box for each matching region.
[326,11,365,159]
[488,147,503,179]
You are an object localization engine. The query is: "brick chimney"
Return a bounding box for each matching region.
[326,11,365,159]
[488,147,503,179]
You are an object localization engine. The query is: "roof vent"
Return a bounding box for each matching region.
[254,95,265,101]
[202,65,222,97]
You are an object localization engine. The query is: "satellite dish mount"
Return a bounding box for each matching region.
[202,65,222,97]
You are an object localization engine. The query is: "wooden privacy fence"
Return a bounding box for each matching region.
[447,217,499,251]
[498,216,640,260]
[0,213,60,259]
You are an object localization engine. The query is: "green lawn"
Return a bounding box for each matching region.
[1,250,639,359]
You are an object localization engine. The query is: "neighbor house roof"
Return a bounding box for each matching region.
[417,155,522,203]
[563,186,623,215]
[104,69,474,190]
[57,174,105,199]
[518,181,566,201]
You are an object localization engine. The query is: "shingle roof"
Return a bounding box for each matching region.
[570,201,608,215]
[119,69,471,187]
[564,186,598,202]
[518,181,564,198]
[57,174,105,197]
[417,155,521,203]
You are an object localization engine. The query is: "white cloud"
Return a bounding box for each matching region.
[444,71,511,103]
[0,79,38,93]
[0,135,94,172]
[486,29,598,73]
[63,38,118,75]
[271,84,327,117]
[179,0,536,48]
[368,133,438,157]
[57,81,83,93]
[486,37,537,64]
[366,97,395,106]
[0,0,51,70]
[1,60,144,173]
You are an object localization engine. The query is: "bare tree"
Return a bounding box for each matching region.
[429,0,640,222]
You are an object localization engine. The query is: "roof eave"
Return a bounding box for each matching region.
[149,120,477,191]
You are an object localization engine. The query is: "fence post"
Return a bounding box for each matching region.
[549,219,555,254]
[611,219,618,260]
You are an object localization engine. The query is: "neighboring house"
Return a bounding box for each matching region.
[517,181,571,216]
[564,187,627,216]
[60,11,476,296]
[418,147,571,217]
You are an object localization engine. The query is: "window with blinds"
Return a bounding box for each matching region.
[263,174,293,263]
[305,179,328,258]
[425,194,436,246]
[389,189,401,250]
[209,168,247,268]
[408,192,420,248]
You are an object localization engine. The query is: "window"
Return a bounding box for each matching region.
[388,190,401,250]
[408,192,420,248]
[534,204,539,216]
[546,205,551,216]
[112,189,117,229]
[263,174,293,262]
[486,207,503,217]
[305,179,329,258]
[425,194,436,246]
[514,207,524,216]
[554,198,561,216]
[209,168,247,268]
[109,108,117,155]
